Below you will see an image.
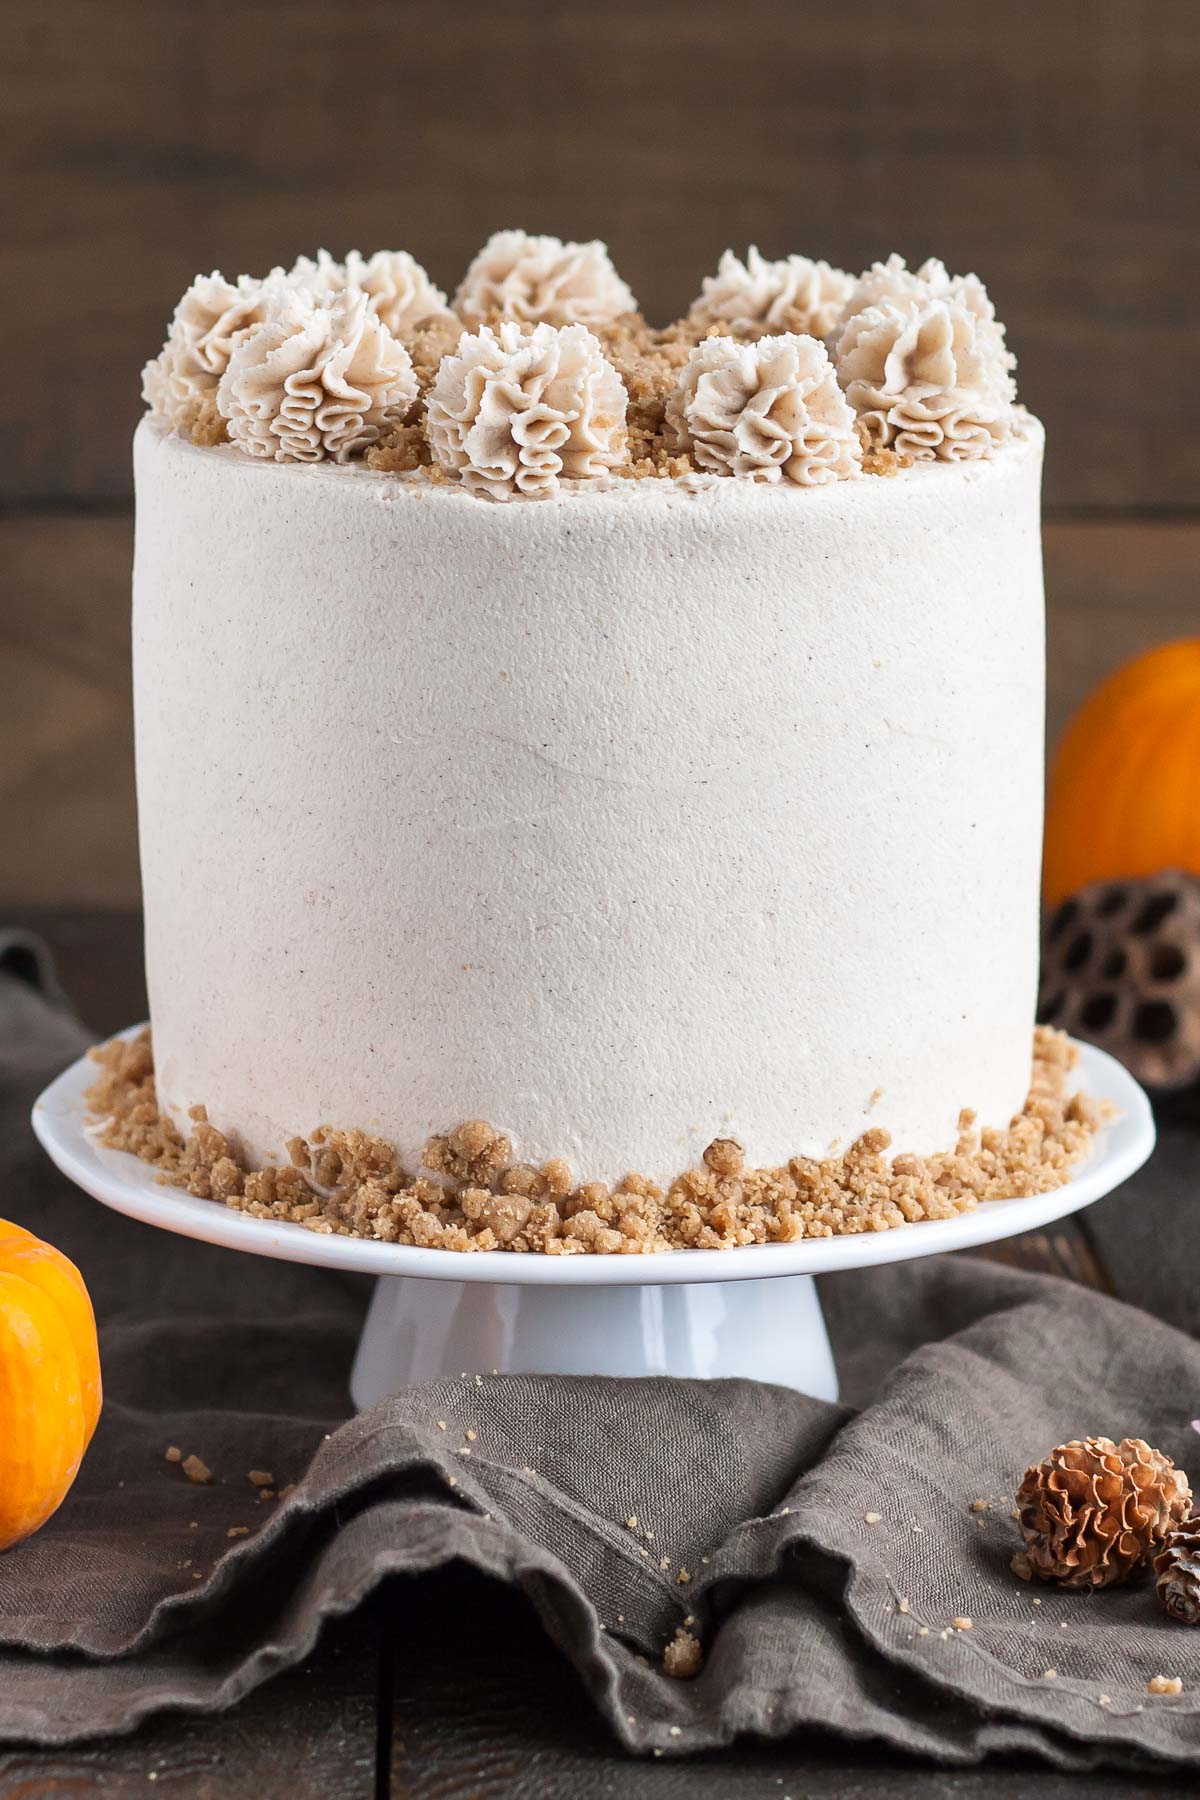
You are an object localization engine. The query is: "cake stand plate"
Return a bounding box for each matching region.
[33,1036,1154,1405]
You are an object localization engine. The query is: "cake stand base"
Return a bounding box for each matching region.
[33,1034,1155,1407]
[350,1269,837,1405]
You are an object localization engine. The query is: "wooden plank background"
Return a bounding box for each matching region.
[1,0,1197,905]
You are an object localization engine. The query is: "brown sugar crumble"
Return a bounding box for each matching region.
[181,1454,212,1485]
[85,1028,1103,1255]
[663,1626,704,1679]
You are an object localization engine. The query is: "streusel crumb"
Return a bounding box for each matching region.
[663,1626,704,1678]
[85,1029,1104,1255]
[365,422,431,473]
[860,445,913,478]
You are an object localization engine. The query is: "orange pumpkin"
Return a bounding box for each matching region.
[1043,640,1200,907]
[0,1220,102,1551]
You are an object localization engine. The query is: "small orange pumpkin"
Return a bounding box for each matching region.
[1044,640,1200,907]
[0,1220,102,1551]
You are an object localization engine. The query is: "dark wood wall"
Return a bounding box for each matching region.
[2,0,1198,903]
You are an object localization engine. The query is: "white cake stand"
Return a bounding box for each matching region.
[32,1035,1154,1406]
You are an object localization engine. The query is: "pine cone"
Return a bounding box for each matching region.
[1039,870,1200,1091]
[1156,1515,1200,1624]
[1015,1437,1192,1590]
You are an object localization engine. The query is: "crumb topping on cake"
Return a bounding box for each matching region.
[86,1029,1103,1256]
[141,234,1022,493]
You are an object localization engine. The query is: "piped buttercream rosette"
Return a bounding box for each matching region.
[687,247,854,341]
[216,285,418,464]
[425,321,628,501]
[454,231,636,331]
[833,256,1017,462]
[666,333,861,485]
[287,248,455,340]
[141,272,269,433]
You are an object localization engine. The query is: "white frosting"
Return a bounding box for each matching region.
[666,334,860,485]
[217,286,417,464]
[133,416,1046,1184]
[688,247,854,339]
[287,248,454,338]
[425,322,627,500]
[454,231,636,330]
[142,273,267,429]
[834,256,1017,461]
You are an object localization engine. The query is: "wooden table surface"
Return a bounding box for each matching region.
[0,909,1189,1798]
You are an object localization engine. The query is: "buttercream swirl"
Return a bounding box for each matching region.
[216,285,418,464]
[833,256,1017,461]
[425,321,628,500]
[142,272,267,430]
[666,333,860,485]
[287,248,455,338]
[454,231,636,331]
[687,247,854,340]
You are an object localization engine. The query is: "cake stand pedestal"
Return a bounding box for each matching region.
[350,1267,837,1404]
[33,1038,1154,1406]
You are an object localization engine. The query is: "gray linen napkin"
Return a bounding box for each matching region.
[3,947,1200,1768]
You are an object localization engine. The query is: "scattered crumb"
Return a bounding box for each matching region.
[1043,1668,1057,1680]
[668,1726,681,1738]
[364,421,431,474]
[864,1512,881,1525]
[247,1469,273,1488]
[702,1137,743,1178]
[896,1598,910,1615]
[917,1626,929,1637]
[677,1568,691,1584]
[226,1526,249,1539]
[437,1421,447,1431]
[1098,1695,1111,1708]
[860,444,913,478]
[626,1517,638,1530]
[952,1617,973,1631]
[85,1028,1101,1254]
[663,1627,703,1680]
[188,393,228,449]
[465,1430,477,1442]
[969,1499,988,1514]
[164,1446,183,1464]
[181,1455,211,1485]
[1149,1676,1183,1696]
[1011,1552,1033,1581]
[1032,1598,1041,1605]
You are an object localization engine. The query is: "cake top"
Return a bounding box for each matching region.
[142,232,1020,502]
